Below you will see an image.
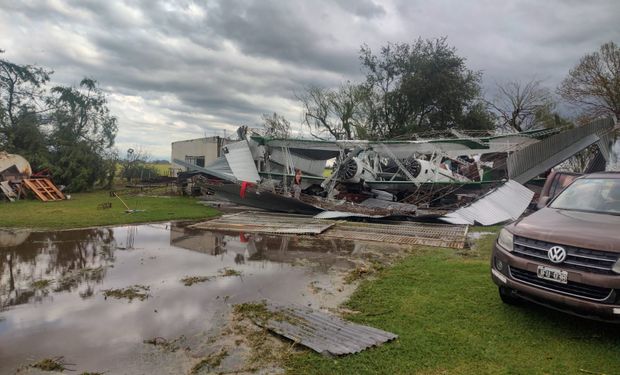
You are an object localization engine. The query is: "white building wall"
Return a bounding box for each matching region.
[170,137,227,176]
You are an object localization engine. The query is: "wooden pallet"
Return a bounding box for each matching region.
[22,178,65,201]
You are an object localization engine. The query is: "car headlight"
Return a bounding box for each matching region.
[613,259,620,274]
[497,228,514,252]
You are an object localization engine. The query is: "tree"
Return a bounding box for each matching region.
[0,50,51,161]
[261,112,291,138]
[119,147,157,183]
[47,78,118,191]
[489,79,557,132]
[360,37,484,138]
[299,82,368,140]
[558,41,620,120]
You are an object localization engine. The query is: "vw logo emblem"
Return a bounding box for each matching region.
[548,246,567,263]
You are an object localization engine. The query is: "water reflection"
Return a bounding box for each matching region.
[171,224,356,270]
[0,222,362,374]
[0,228,115,308]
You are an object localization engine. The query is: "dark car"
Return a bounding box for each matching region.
[491,172,620,321]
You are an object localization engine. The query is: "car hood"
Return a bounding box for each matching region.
[508,208,620,252]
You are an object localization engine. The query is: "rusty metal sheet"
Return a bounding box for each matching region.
[252,301,397,356]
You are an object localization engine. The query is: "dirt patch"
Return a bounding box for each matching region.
[30,279,51,290]
[24,357,72,372]
[102,285,150,301]
[219,268,242,277]
[143,335,187,352]
[180,276,212,286]
[190,349,228,374]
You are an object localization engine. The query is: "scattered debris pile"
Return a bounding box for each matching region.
[191,211,469,249]
[179,117,617,226]
[0,152,65,202]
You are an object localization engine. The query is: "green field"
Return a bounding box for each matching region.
[0,190,218,229]
[285,230,620,375]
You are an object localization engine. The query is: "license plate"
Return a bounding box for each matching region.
[537,265,567,284]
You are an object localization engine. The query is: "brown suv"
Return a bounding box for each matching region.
[491,172,620,321]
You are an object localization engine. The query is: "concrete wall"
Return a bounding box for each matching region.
[170,136,226,176]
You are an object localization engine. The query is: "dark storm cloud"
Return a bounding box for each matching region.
[205,0,360,74]
[1,0,618,158]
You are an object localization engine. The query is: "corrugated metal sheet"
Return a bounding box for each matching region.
[323,221,468,249]
[191,211,468,249]
[440,180,534,226]
[223,140,261,183]
[173,158,236,181]
[508,118,615,183]
[190,212,334,234]
[253,301,397,355]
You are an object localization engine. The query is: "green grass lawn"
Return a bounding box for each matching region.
[285,230,620,375]
[0,190,218,229]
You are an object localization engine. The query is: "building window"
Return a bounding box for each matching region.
[185,156,205,168]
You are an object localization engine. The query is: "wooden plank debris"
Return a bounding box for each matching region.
[22,178,65,201]
[0,181,17,202]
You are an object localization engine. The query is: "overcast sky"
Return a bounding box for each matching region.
[1,0,618,159]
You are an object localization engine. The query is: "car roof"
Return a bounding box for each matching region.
[582,171,620,179]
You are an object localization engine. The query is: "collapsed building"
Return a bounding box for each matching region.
[175,117,618,226]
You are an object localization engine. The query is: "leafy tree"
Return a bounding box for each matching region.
[458,102,496,131]
[489,79,559,132]
[0,50,51,162]
[360,37,483,138]
[261,112,291,138]
[299,82,368,140]
[558,41,620,120]
[47,78,118,191]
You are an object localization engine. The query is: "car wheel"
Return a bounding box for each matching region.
[498,286,521,306]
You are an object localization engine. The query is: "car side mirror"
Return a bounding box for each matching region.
[537,196,550,210]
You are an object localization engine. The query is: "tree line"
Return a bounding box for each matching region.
[0,50,118,191]
[265,38,620,140]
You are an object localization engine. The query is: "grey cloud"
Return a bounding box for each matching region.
[333,0,385,18]
[1,0,618,159]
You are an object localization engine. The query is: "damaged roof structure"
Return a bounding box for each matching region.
[177,117,618,227]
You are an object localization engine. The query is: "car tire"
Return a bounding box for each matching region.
[498,286,521,306]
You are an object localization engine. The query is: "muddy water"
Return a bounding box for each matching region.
[0,222,373,374]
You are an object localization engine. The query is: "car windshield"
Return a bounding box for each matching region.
[550,177,620,214]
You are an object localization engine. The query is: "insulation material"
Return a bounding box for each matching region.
[269,148,328,177]
[440,180,534,226]
[223,140,261,183]
[250,301,398,355]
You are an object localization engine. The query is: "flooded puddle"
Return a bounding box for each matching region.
[0,222,409,374]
